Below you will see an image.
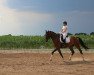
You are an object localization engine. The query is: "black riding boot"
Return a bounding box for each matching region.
[61,35,66,43]
[63,39,66,43]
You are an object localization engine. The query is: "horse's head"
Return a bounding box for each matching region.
[45,30,52,42]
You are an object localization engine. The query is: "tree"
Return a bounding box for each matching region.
[90,32,94,35]
[75,33,87,35]
[68,33,73,35]
[75,33,79,35]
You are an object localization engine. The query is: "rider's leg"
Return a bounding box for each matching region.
[62,33,67,43]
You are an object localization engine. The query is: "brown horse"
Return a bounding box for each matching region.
[45,31,89,61]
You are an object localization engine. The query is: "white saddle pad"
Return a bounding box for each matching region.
[66,37,70,43]
[60,36,70,43]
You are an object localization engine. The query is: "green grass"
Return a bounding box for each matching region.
[0,34,93,49]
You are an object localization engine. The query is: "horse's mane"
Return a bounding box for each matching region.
[48,31,60,37]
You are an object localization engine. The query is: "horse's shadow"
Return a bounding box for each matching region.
[63,60,94,65]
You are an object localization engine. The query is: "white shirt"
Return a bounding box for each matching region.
[62,25,68,34]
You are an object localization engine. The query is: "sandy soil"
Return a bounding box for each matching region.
[0,50,94,75]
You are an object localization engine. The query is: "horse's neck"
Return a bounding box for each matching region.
[50,33,59,40]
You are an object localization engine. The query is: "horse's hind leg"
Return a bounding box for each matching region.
[75,44,85,61]
[69,47,75,61]
[79,48,85,61]
[50,48,57,61]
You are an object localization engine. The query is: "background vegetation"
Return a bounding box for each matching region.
[0,32,94,49]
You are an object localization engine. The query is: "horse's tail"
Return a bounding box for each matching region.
[77,37,89,50]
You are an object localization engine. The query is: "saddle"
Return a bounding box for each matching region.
[60,34,70,43]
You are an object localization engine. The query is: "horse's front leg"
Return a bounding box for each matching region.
[50,48,57,61]
[57,49,64,60]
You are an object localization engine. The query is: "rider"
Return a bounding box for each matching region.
[60,21,68,43]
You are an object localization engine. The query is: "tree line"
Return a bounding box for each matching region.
[68,32,94,35]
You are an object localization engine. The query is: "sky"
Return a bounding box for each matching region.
[0,0,94,35]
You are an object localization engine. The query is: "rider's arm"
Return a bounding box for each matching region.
[61,26,67,33]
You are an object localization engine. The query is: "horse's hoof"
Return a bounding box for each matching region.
[69,58,71,61]
[62,58,65,62]
[49,59,52,61]
[50,60,52,61]
[63,60,66,62]
[83,59,85,62]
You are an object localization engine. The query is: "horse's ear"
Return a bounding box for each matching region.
[45,30,47,32]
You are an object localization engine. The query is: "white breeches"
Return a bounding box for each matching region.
[63,33,67,39]
[59,32,67,39]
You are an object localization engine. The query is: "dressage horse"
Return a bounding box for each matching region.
[45,31,89,61]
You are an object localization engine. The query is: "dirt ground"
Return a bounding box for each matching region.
[0,50,94,75]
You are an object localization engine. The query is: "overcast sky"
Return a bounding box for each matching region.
[0,0,94,35]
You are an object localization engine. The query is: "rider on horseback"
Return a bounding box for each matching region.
[59,21,68,43]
